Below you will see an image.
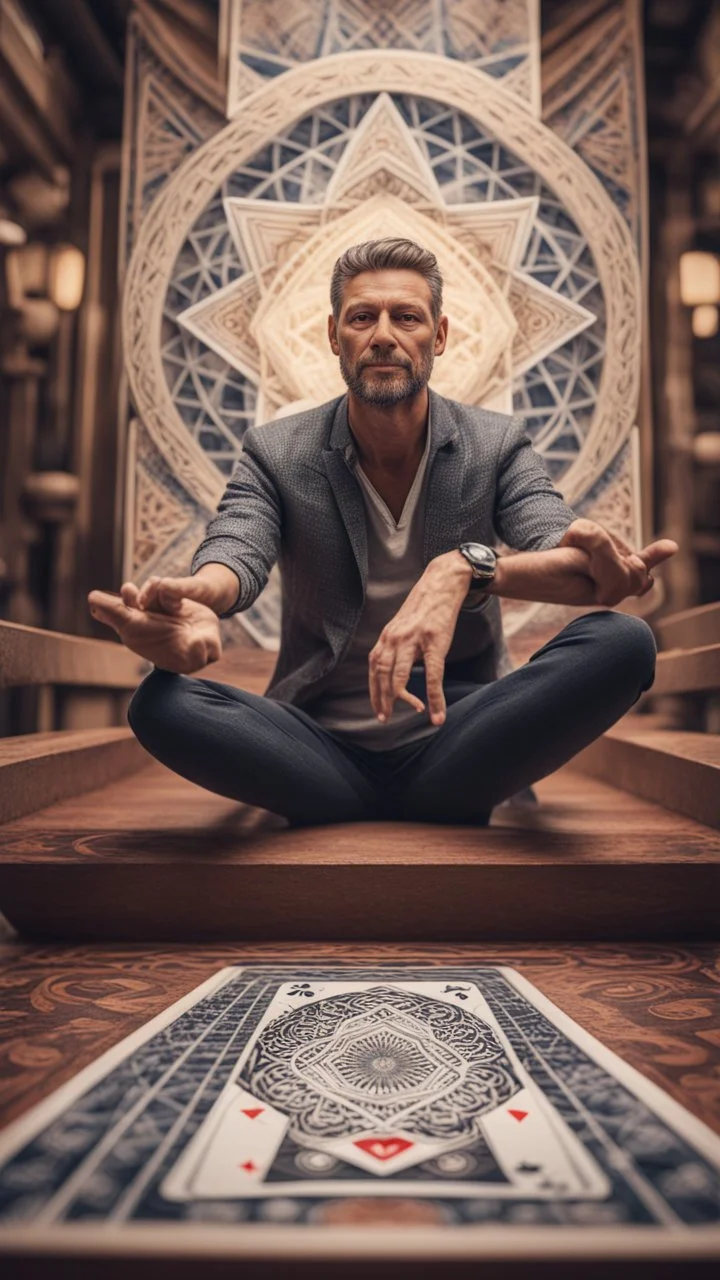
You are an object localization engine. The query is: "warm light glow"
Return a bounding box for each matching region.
[680,251,720,306]
[47,243,85,311]
[692,303,719,338]
[0,217,26,246]
[694,432,720,464]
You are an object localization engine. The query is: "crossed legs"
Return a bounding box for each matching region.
[127,610,656,828]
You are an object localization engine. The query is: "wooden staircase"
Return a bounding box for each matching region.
[574,601,720,825]
[0,621,150,824]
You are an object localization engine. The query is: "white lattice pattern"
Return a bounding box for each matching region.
[229,0,539,115]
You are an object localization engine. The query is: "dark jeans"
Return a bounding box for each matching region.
[127,610,656,828]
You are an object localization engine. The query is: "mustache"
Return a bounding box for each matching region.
[359,357,412,370]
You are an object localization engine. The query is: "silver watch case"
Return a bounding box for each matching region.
[458,541,498,583]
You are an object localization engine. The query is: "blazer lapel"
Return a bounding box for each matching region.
[423,388,462,566]
[321,397,368,593]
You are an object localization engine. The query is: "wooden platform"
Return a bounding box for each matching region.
[0,752,718,941]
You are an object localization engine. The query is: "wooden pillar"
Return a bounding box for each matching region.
[0,348,46,627]
[660,148,700,613]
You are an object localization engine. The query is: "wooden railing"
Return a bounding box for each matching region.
[0,621,151,823]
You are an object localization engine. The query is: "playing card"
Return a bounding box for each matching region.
[0,964,718,1266]
[162,980,608,1199]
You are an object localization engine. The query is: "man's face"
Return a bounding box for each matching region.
[328,269,448,407]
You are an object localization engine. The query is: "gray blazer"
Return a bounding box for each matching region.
[191,388,577,706]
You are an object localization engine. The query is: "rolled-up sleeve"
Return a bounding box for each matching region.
[190,427,281,618]
[493,415,577,551]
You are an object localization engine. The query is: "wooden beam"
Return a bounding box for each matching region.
[651,642,720,696]
[656,602,720,650]
[573,722,720,828]
[30,0,124,88]
[0,621,150,689]
[0,728,148,822]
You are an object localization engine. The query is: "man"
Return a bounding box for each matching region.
[89,237,675,827]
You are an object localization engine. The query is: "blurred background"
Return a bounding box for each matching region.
[1,0,719,735]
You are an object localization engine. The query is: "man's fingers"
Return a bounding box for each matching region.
[609,531,634,557]
[392,654,424,715]
[397,688,425,713]
[88,602,123,634]
[137,574,211,613]
[369,652,395,722]
[639,539,679,570]
[121,582,140,608]
[88,590,132,623]
[423,651,447,725]
[136,576,160,610]
[157,582,187,614]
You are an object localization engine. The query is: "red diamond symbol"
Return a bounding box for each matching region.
[241,1108,264,1119]
[354,1137,413,1161]
[508,1109,528,1122]
[239,1160,257,1172]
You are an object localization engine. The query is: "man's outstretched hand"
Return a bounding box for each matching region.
[87,576,222,674]
[559,518,678,607]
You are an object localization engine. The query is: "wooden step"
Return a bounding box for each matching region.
[0,729,148,823]
[574,720,720,828]
[0,758,717,941]
[652,642,720,695]
[655,601,720,650]
[0,620,149,688]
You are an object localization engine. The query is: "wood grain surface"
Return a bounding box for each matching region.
[0,621,150,689]
[575,724,720,827]
[0,729,148,823]
[0,760,718,940]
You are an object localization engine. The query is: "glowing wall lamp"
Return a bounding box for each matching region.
[680,251,720,305]
[0,201,26,246]
[47,243,85,311]
[679,250,720,338]
[691,303,719,339]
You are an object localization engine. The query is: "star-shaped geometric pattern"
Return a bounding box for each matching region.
[178,95,594,422]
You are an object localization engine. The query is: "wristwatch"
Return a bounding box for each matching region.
[457,542,498,585]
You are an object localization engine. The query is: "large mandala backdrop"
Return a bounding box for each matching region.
[121,0,648,654]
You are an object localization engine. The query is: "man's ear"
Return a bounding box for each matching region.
[328,313,340,356]
[434,314,449,356]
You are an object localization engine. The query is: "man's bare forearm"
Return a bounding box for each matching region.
[432,547,595,607]
[191,563,242,614]
[486,547,597,605]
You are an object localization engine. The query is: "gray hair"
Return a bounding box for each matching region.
[330,237,443,323]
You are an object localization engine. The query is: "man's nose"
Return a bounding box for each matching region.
[371,313,397,347]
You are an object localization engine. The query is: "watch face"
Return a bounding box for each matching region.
[462,542,497,570]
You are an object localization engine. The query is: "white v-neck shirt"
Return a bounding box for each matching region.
[308,413,440,751]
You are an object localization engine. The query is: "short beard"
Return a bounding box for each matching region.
[339,348,435,406]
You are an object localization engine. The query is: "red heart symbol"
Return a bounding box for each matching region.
[508,1109,528,1122]
[354,1137,413,1161]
